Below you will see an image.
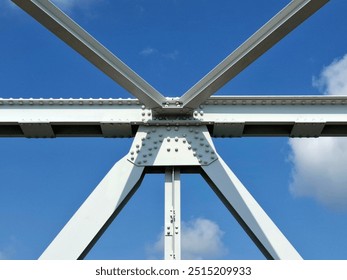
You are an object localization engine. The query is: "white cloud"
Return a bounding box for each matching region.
[140,47,179,60]
[147,218,227,260]
[140,47,158,57]
[289,54,347,211]
[313,54,347,96]
[51,0,98,12]
[289,138,347,210]
[163,50,179,60]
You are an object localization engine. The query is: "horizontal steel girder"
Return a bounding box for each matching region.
[1,96,347,138]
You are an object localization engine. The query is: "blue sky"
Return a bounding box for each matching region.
[0,0,347,260]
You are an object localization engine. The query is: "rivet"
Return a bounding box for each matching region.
[154,146,158,150]
[131,157,134,161]
[211,156,215,160]
[204,161,208,164]
[175,127,179,131]
[136,144,140,148]
[183,140,187,144]
[138,161,142,164]
[195,130,199,134]
[130,151,134,155]
[143,160,147,163]
[167,127,171,131]
[143,154,147,158]
[146,136,151,139]
[200,143,204,146]
[136,149,140,153]
[193,152,197,156]
[141,105,146,109]
[175,137,179,142]
[141,112,145,116]
[167,148,171,152]
[188,146,192,150]
[205,149,209,153]
[141,137,146,141]
[175,148,178,152]
[167,137,171,142]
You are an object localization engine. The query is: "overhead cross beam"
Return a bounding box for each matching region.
[179,0,329,109]
[12,0,167,109]
[12,0,329,113]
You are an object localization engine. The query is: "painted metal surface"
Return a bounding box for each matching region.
[1,96,347,138]
[165,168,181,260]
[127,126,216,167]
[11,0,166,109]
[39,156,145,260]
[6,0,337,260]
[201,157,302,260]
[179,0,329,109]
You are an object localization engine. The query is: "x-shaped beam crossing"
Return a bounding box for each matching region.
[10,0,331,260]
[12,0,329,112]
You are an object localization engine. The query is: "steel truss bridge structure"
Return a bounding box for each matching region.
[2,0,344,260]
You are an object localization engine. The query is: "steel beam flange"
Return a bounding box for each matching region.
[127,125,218,167]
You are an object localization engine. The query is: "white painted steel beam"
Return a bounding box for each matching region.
[201,157,302,260]
[179,0,329,109]
[164,168,181,260]
[39,156,145,260]
[1,96,347,137]
[11,0,166,109]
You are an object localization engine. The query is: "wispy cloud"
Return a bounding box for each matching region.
[147,218,227,259]
[163,50,179,60]
[140,47,179,60]
[288,54,347,211]
[51,0,99,13]
[140,47,158,57]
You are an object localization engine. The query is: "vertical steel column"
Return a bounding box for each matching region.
[164,167,181,260]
